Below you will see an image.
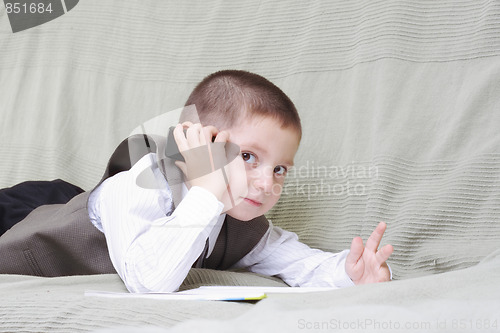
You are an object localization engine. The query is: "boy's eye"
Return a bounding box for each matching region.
[274,165,287,176]
[242,152,257,164]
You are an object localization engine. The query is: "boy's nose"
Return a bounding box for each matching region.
[251,168,274,194]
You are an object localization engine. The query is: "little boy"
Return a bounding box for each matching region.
[0,70,392,292]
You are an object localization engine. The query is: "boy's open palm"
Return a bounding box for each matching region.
[345,222,393,285]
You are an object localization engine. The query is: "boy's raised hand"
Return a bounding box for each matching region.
[173,122,229,200]
[345,222,394,285]
[172,123,247,210]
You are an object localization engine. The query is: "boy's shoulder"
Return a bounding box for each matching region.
[98,134,185,205]
[101,134,163,181]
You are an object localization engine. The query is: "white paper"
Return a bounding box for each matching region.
[85,286,336,301]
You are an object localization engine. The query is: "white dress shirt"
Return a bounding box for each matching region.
[88,153,354,293]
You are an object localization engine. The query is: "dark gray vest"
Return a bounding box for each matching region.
[0,135,269,277]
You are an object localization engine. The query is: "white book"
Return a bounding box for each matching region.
[85,286,337,302]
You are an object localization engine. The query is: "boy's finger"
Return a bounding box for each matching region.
[173,124,189,151]
[213,130,229,143]
[376,244,394,264]
[186,123,203,147]
[346,236,364,265]
[202,125,219,142]
[365,222,386,252]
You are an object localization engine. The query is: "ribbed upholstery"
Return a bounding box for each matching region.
[1,0,499,330]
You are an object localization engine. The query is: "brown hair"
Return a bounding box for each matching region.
[182,70,301,137]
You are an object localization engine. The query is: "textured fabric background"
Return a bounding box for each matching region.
[0,0,499,331]
[0,269,286,332]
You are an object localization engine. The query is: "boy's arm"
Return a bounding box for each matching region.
[95,153,224,293]
[96,123,236,293]
[231,222,355,288]
[232,222,393,288]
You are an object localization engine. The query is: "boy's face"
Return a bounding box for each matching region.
[222,115,300,221]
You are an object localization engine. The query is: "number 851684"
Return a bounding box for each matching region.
[5,2,54,14]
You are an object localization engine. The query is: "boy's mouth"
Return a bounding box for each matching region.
[243,197,263,207]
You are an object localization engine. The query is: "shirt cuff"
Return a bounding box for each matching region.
[167,186,224,230]
[334,250,393,287]
[333,250,356,288]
